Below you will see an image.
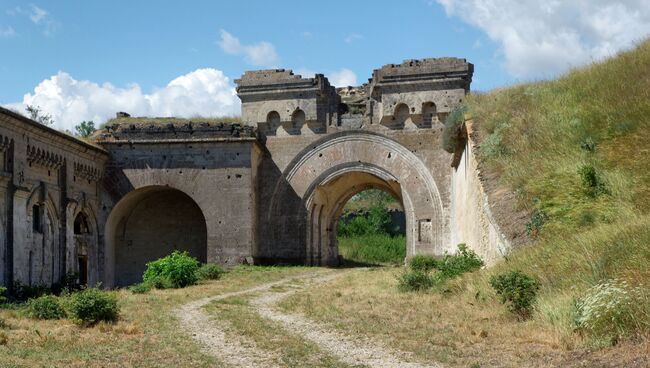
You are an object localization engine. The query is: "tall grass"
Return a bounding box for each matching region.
[467,39,650,342]
[338,234,406,265]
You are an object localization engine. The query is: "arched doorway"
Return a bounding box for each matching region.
[307,172,407,265]
[73,212,93,285]
[105,186,207,286]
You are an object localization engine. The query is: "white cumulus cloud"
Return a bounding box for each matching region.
[436,0,650,78]
[218,29,280,68]
[329,68,358,87]
[4,69,240,131]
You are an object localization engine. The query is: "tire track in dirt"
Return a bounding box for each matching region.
[177,270,441,368]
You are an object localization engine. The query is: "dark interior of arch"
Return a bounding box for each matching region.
[114,188,207,286]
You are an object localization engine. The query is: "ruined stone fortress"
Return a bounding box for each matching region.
[0,57,510,288]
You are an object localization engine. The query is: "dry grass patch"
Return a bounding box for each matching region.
[0,266,311,367]
[280,267,648,367]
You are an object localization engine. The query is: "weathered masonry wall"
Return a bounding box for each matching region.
[96,122,260,287]
[1,55,514,288]
[0,107,107,288]
[451,121,510,264]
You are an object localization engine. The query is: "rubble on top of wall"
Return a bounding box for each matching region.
[94,116,256,142]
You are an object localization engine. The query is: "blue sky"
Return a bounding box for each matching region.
[1,0,649,130]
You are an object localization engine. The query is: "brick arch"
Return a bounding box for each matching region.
[267,131,445,264]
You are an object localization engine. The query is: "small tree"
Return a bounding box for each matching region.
[74,121,96,138]
[25,105,54,126]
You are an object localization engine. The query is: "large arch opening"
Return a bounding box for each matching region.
[336,188,406,265]
[105,186,207,286]
[304,169,412,266]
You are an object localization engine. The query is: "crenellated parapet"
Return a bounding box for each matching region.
[236,69,340,136]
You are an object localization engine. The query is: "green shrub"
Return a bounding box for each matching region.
[12,281,49,301]
[490,271,540,318]
[434,244,484,280]
[68,288,119,326]
[441,105,467,153]
[397,271,434,292]
[0,287,7,304]
[408,255,439,272]
[143,251,200,289]
[26,295,65,320]
[525,209,549,237]
[338,204,392,237]
[575,279,648,343]
[578,164,609,197]
[197,264,226,280]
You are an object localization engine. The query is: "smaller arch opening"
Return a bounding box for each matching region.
[421,101,437,128]
[32,204,43,233]
[266,111,281,124]
[384,103,409,130]
[74,213,91,235]
[292,109,306,125]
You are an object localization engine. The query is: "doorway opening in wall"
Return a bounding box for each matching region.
[336,189,406,266]
[78,255,88,286]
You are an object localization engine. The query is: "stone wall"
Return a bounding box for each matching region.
[451,121,510,264]
[0,107,107,288]
[95,120,260,287]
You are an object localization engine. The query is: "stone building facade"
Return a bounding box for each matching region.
[1,57,509,288]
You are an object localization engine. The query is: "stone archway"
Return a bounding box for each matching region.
[268,131,446,265]
[105,186,208,286]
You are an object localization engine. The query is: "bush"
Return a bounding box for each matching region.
[578,164,609,197]
[397,271,434,292]
[575,279,647,343]
[338,204,392,237]
[408,255,439,272]
[143,251,200,289]
[441,105,467,153]
[525,208,549,237]
[490,271,540,318]
[12,281,49,301]
[26,295,65,320]
[68,288,119,326]
[434,244,484,280]
[197,264,226,280]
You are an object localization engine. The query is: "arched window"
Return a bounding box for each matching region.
[74,213,90,235]
[266,111,281,125]
[393,103,409,126]
[422,102,436,127]
[292,109,306,125]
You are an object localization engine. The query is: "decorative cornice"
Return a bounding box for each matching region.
[74,162,102,182]
[26,144,64,169]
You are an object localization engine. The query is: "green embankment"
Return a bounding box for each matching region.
[467,39,650,341]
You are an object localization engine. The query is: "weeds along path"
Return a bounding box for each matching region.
[177,269,439,367]
[249,271,440,368]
